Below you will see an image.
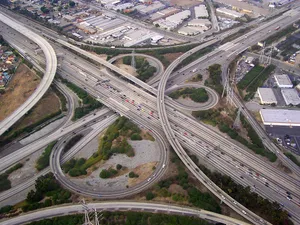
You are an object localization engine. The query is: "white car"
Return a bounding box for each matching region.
[242,210,247,215]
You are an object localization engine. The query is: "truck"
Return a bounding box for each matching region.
[275,26,280,30]
[192,68,197,73]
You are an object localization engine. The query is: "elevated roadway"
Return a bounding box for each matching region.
[0,201,251,225]
[0,12,57,136]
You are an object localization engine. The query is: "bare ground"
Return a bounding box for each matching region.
[127,161,157,187]
[13,90,61,130]
[164,52,184,63]
[0,64,40,121]
[166,0,203,7]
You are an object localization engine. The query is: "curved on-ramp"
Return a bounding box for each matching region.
[165,84,219,111]
[0,202,251,225]
[0,12,57,136]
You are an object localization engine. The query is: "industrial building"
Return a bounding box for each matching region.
[274,74,293,88]
[123,29,161,47]
[149,7,180,21]
[257,88,277,105]
[281,89,300,105]
[260,109,300,127]
[194,5,209,18]
[178,27,200,36]
[138,1,165,15]
[153,19,177,30]
[100,0,120,5]
[112,3,134,11]
[188,19,211,29]
[166,10,191,26]
[216,7,244,18]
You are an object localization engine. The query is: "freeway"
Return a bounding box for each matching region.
[0,12,57,136]
[0,112,116,207]
[0,201,251,225]
[3,20,300,222]
[165,84,219,111]
[107,52,165,86]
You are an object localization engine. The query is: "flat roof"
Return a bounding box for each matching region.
[194,5,209,18]
[274,74,293,86]
[216,7,244,18]
[260,109,300,126]
[281,88,300,105]
[258,88,277,103]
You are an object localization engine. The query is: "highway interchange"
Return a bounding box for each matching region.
[1,3,300,225]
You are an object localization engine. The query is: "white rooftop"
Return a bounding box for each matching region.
[260,109,300,126]
[166,10,191,25]
[258,88,277,103]
[281,88,300,105]
[194,5,209,18]
[274,74,293,86]
[216,7,244,18]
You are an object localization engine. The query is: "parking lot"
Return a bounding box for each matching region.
[266,125,300,155]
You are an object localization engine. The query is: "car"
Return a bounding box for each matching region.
[221,195,225,200]
[242,210,247,215]
[233,201,237,205]
[286,191,291,195]
[162,164,166,168]
[147,178,151,182]
[287,196,292,201]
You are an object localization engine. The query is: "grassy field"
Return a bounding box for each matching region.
[237,65,264,90]
[0,64,40,121]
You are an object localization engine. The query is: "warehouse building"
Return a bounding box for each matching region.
[149,7,180,21]
[257,88,277,105]
[100,0,120,5]
[166,10,191,26]
[216,7,244,18]
[281,88,300,105]
[260,109,300,127]
[178,27,200,36]
[112,3,134,11]
[138,1,165,15]
[194,5,209,18]
[153,19,177,30]
[274,74,293,88]
[188,19,211,30]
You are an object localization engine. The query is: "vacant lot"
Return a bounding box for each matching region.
[164,52,184,63]
[167,0,201,7]
[14,90,61,130]
[0,64,40,121]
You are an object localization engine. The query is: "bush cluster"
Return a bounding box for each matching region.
[169,87,208,103]
[0,163,23,192]
[36,141,57,171]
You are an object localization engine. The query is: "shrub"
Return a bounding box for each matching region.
[146,192,155,200]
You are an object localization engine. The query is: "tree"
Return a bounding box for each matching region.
[146,192,155,200]
[69,1,75,7]
[116,164,122,170]
[40,6,50,14]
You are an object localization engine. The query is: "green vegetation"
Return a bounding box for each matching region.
[51,85,67,111]
[63,158,87,177]
[169,87,208,103]
[25,212,213,225]
[284,152,300,167]
[129,171,139,178]
[116,164,122,170]
[175,46,213,70]
[264,25,297,45]
[237,65,276,101]
[197,163,292,225]
[0,163,23,192]
[192,109,277,162]
[0,110,62,147]
[21,173,71,212]
[205,64,223,94]
[146,192,155,200]
[36,141,57,171]
[63,117,144,177]
[98,117,141,160]
[130,133,142,140]
[122,56,157,82]
[61,78,102,120]
[191,73,203,82]
[99,168,118,179]
[150,154,221,213]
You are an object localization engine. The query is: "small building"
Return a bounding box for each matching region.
[216,7,244,18]
[178,27,200,36]
[153,19,177,30]
[274,74,293,88]
[257,88,277,105]
[138,1,165,15]
[260,109,300,127]
[245,56,254,64]
[281,88,300,106]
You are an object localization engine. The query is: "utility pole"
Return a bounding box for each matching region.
[82,199,93,225]
[259,42,266,64]
[131,49,136,69]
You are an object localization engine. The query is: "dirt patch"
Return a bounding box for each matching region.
[13,90,61,130]
[164,52,184,63]
[168,184,188,196]
[89,51,107,61]
[166,0,202,7]
[141,129,155,141]
[114,59,137,76]
[0,64,40,121]
[127,161,157,187]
